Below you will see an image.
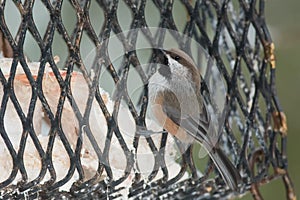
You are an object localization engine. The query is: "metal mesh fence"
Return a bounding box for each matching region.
[0,0,296,199]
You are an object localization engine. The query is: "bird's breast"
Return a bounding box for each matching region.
[148,73,202,117]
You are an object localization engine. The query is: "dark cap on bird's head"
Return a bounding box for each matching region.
[164,48,197,70]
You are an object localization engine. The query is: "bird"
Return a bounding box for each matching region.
[147,48,242,191]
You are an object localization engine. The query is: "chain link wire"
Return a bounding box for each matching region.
[0,0,295,199]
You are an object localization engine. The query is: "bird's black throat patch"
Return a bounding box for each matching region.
[158,64,171,79]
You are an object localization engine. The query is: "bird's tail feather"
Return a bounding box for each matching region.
[209,147,242,191]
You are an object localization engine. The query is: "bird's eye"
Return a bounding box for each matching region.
[174,56,180,61]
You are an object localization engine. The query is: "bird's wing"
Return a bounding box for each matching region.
[161,90,221,148]
[153,91,242,190]
[161,90,181,126]
[181,109,214,146]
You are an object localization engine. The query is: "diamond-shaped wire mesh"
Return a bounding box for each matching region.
[0,0,296,199]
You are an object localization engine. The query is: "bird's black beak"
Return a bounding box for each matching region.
[156,49,171,79]
[156,49,168,66]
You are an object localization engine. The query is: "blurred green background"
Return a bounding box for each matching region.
[241,0,299,199]
[2,0,299,199]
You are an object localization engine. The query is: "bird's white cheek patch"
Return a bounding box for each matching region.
[166,55,189,78]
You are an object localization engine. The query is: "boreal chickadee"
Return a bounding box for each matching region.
[146,48,242,191]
